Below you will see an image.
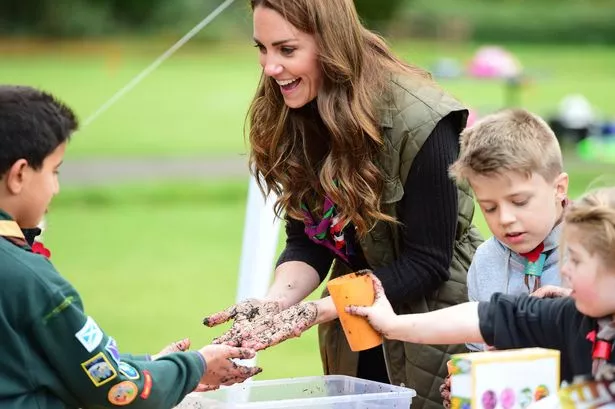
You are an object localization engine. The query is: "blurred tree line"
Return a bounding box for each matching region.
[0,0,614,44]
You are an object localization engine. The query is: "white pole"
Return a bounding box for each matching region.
[223,176,280,403]
[235,176,281,304]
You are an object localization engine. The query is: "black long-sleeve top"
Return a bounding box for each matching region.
[275,113,460,305]
[479,293,603,382]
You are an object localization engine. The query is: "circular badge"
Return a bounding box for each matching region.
[108,381,138,406]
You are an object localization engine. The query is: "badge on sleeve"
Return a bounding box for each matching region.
[140,370,153,400]
[118,362,140,380]
[81,352,117,387]
[75,316,104,352]
[108,381,138,406]
[105,337,121,365]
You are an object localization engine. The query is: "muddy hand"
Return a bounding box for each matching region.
[240,302,318,351]
[152,338,191,360]
[440,375,452,409]
[345,273,396,337]
[531,285,572,299]
[194,384,220,393]
[203,299,282,346]
[198,344,262,386]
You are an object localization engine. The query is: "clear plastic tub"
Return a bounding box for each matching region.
[175,375,415,409]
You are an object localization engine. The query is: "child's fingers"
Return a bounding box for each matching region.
[175,338,190,351]
[237,365,263,379]
[345,305,369,316]
[369,273,386,298]
[223,346,257,360]
[194,383,220,392]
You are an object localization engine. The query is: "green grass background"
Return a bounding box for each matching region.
[1,41,614,157]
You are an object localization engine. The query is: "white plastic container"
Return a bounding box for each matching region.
[175,375,415,409]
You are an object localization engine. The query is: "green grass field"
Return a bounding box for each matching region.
[1,40,614,157]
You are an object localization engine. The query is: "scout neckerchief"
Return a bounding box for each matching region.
[519,198,569,293]
[519,242,546,293]
[0,219,28,248]
[301,195,352,262]
[0,220,43,253]
[586,318,615,380]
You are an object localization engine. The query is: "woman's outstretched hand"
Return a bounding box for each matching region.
[202,298,282,346]
[239,301,318,350]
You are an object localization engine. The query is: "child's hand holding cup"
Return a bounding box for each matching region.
[327,270,383,351]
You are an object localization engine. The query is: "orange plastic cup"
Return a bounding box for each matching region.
[327,272,383,351]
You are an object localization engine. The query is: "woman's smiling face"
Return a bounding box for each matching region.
[253,5,322,109]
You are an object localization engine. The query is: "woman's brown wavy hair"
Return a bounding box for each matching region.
[248,0,431,237]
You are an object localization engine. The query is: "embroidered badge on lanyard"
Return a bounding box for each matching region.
[520,242,545,293]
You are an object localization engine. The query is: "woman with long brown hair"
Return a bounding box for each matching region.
[203,1,483,407]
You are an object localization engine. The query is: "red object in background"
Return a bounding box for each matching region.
[32,241,51,258]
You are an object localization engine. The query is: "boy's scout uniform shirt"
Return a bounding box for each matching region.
[0,211,205,408]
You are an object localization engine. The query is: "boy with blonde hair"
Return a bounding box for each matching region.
[449,108,569,351]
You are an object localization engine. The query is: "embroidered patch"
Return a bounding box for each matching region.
[75,316,103,352]
[118,362,140,380]
[105,337,121,365]
[140,370,153,400]
[81,352,117,387]
[108,381,138,406]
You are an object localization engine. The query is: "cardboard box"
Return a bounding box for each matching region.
[449,348,560,409]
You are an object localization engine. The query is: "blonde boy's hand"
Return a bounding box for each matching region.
[345,273,398,338]
[531,285,572,299]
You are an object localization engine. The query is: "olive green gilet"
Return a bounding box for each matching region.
[318,75,483,409]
